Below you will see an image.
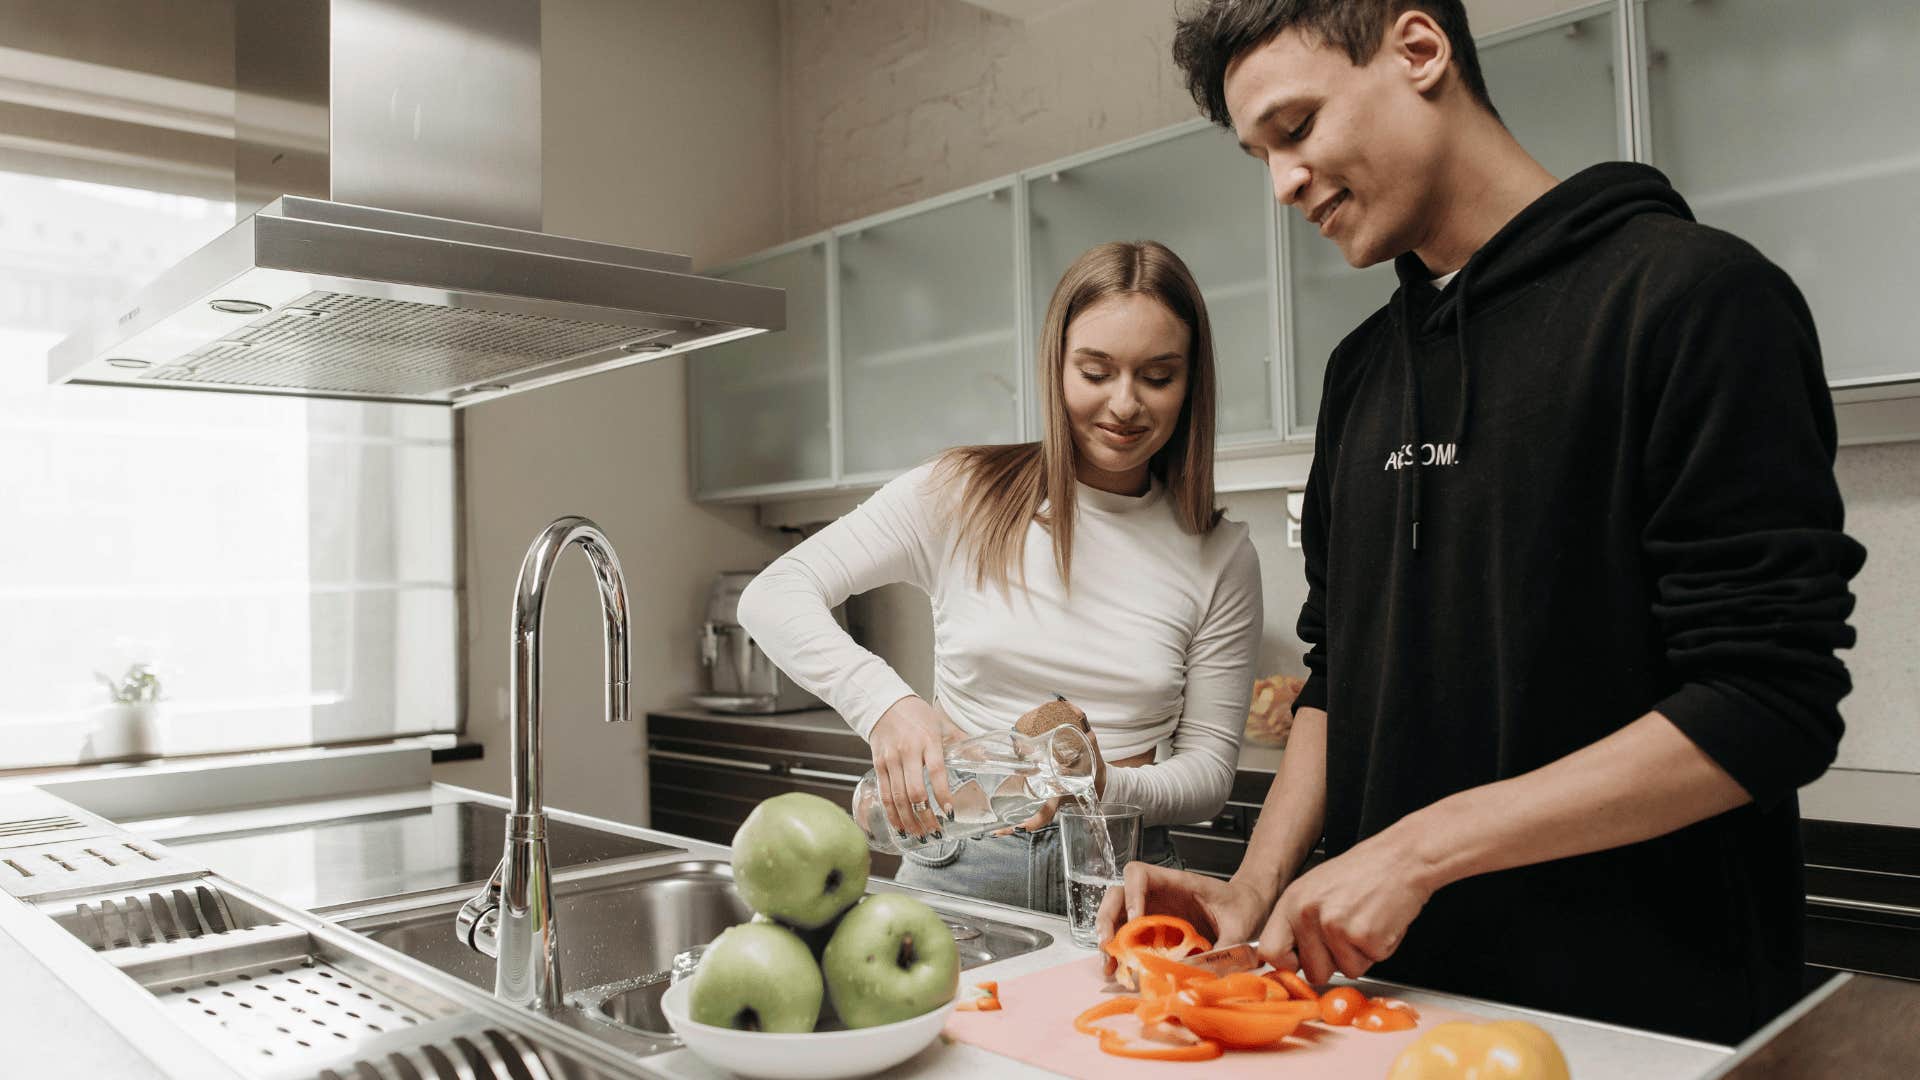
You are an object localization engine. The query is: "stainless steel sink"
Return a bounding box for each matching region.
[340,859,1052,1046]
[154,799,679,911]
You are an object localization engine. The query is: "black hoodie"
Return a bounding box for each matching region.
[1292,163,1867,1044]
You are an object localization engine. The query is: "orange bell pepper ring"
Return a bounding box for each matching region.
[1074,996,1144,1035]
[1103,914,1211,991]
[1097,1029,1225,1062]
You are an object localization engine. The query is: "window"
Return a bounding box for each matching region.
[1,170,458,767]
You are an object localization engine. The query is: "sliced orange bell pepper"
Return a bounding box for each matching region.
[1191,972,1276,1005]
[1275,969,1319,1002]
[1356,1000,1419,1032]
[1130,951,1215,985]
[956,976,1006,1006]
[1373,997,1421,1021]
[1097,1029,1224,1061]
[1319,985,1369,1026]
[1103,914,1211,991]
[1200,998,1322,1017]
[1107,914,1212,956]
[1073,996,1143,1035]
[954,980,1002,1012]
[1171,999,1316,1049]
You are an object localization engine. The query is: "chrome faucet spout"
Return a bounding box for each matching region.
[456,515,631,1011]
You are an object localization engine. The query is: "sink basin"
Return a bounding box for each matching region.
[341,859,1052,1043]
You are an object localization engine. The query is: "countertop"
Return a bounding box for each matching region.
[0,742,1747,1079]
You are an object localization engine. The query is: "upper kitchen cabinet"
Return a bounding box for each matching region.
[837,185,1023,481]
[1026,123,1278,443]
[688,240,835,499]
[1286,6,1625,434]
[1642,0,1920,389]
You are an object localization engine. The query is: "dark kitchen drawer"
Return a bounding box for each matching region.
[648,749,900,879]
[650,737,869,783]
[648,712,868,762]
[650,753,861,806]
[1806,900,1920,983]
[1169,829,1248,880]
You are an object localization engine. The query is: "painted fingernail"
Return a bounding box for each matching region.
[932,828,945,840]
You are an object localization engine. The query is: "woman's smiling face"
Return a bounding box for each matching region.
[1060,292,1191,495]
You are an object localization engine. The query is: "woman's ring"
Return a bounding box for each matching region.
[911,801,928,812]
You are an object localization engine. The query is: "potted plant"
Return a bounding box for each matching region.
[90,662,164,760]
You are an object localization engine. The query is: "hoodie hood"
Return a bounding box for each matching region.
[1384,162,1694,550]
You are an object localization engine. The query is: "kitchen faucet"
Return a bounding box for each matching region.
[456,516,631,1010]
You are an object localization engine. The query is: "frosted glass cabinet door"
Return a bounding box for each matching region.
[839,191,1021,478]
[1644,0,1920,386]
[1288,11,1622,432]
[689,244,833,496]
[1480,8,1620,182]
[1028,126,1274,441]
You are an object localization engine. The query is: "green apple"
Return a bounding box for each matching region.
[822,894,958,1028]
[752,910,839,960]
[732,792,870,929]
[688,922,822,1033]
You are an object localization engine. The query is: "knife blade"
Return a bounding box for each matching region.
[1183,940,1262,976]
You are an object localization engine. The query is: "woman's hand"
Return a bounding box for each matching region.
[869,696,962,839]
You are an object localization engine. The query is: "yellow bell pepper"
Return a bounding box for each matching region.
[1386,1020,1571,1080]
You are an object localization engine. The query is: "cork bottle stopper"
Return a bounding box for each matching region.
[1015,698,1090,770]
[1014,698,1088,737]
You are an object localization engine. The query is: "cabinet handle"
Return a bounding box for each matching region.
[650,748,774,772]
[789,765,864,785]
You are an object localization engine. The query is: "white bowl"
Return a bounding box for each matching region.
[660,979,955,1079]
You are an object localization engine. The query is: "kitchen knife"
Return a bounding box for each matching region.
[1183,940,1262,976]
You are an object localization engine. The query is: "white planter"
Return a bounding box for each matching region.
[80,702,162,761]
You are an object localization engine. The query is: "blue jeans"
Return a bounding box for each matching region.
[891,823,1185,916]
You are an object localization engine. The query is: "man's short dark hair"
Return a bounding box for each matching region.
[1172,0,1499,127]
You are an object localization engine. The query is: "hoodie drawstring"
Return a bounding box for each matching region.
[1397,289,1423,552]
[1399,271,1474,554]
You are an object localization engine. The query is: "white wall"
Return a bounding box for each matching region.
[768,0,1920,820]
[433,0,788,825]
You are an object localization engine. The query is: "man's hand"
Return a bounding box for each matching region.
[1094,863,1271,975]
[1254,828,1435,982]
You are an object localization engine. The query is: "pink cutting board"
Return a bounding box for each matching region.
[944,955,1487,1078]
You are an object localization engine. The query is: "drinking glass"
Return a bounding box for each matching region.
[1058,803,1141,948]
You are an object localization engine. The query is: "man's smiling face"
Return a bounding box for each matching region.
[1225,22,1451,269]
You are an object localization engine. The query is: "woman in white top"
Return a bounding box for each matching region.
[737,240,1262,914]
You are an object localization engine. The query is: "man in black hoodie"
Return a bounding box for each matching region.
[1096,0,1866,1045]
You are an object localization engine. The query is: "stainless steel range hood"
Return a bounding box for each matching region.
[46,0,781,407]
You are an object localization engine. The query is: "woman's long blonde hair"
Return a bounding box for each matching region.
[932,240,1222,594]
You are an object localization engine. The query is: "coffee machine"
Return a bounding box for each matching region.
[693,570,835,713]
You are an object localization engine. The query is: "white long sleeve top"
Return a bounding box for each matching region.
[736,460,1263,827]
